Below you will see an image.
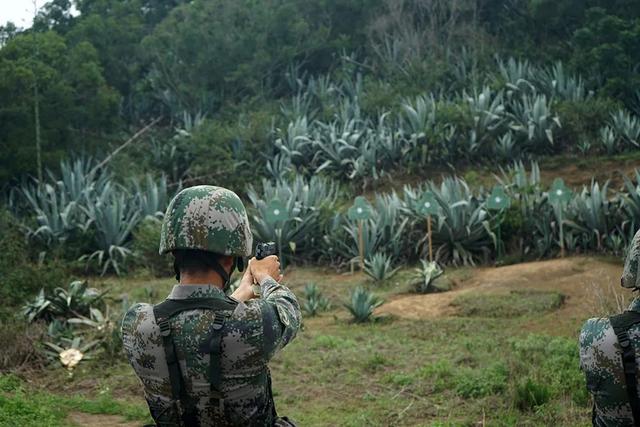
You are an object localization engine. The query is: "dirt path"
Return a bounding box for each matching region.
[377,257,626,334]
[68,412,140,427]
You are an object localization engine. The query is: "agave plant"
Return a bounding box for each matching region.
[622,169,640,231]
[495,132,520,161]
[302,283,331,316]
[81,190,140,275]
[496,56,535,93]
[23,280,107,323]
[610,109,640,148]
[412,260,444,293]
[344,286,384,323]
[131,174,169,220]
[43,336,100,369]
[429,178,494,266]
[400,94,437,141]
[247,176,339,263]
[600,126,618,155]
[507,94,561,152]
[364,253,400,283]
[326,192,409,265]
[565,181,615,250]
[273,116,314,168]
[537,62,589,102]
[464,86,506,149]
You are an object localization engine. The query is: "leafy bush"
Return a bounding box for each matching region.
[344,287,384,323]
[132,218,172,277]
[364,253,399,283]
[0,210,67,307]
[516,378,551,411]
[302,283,331,317]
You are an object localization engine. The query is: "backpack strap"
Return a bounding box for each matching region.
[152,297,238,424]
[610,311,640,425]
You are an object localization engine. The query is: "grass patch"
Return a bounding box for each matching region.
[0,374,151,427]
[452,289,565,318]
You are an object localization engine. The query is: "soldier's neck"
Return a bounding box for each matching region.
[180,270,224,288]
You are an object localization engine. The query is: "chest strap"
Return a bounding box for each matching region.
[610,311,640,426]
[152,297,238,425]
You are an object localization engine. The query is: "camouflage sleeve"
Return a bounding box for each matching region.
[258,277,301,360]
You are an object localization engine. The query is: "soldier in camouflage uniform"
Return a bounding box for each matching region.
[121,185,301,426]
[580,229,640,426]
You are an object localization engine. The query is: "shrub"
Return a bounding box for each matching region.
[515,378,551,411]
[302,283,331,316]
[0,318,47,371]
[0,210,67,308]
[132,218,172,277]
[344,286,384,323]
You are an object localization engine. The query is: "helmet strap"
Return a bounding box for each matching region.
[209,259,237,293]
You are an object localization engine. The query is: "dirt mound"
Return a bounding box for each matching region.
[377,257,625,334]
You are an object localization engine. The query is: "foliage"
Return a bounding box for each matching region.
[344,286,383,323]
[132,218,172,277]
[0,210,67,307]
[247,175,338,264]
[364,253,399,283]
[411,260,444,293]
[516,378,551,411]
[302,283,331,317]
[0,318,47,371]
[22,280,107,323]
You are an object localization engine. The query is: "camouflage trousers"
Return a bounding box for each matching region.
[275,417,297,427]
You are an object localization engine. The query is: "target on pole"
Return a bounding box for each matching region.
[487,186,510,211]
[548,179,572,205]
[347,196,373,221]
[265,199,289,225]
[416,191,439,216]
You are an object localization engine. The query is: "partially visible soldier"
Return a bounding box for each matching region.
[580,229,640,426]
[121,185,301,426]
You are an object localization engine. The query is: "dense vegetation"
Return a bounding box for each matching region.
[2,0,640,186]
[2,1,640,425]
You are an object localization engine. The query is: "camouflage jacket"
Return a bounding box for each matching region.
[580,298,640,427]
[121,277,301,426]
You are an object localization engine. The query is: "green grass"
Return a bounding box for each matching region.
[451,289,565,318]
[2,266,593,426]
[0,374,151,427]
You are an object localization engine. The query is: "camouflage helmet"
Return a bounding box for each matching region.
[622,229,640,289]
[159,185,253,257]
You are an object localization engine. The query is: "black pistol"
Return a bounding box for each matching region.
[252,242,277,296]
[255,242,276,260]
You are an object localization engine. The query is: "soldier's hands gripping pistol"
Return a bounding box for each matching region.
[251,242,278,296]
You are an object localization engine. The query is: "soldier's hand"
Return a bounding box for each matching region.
[250,255,282,284]
[231,266,256,302]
